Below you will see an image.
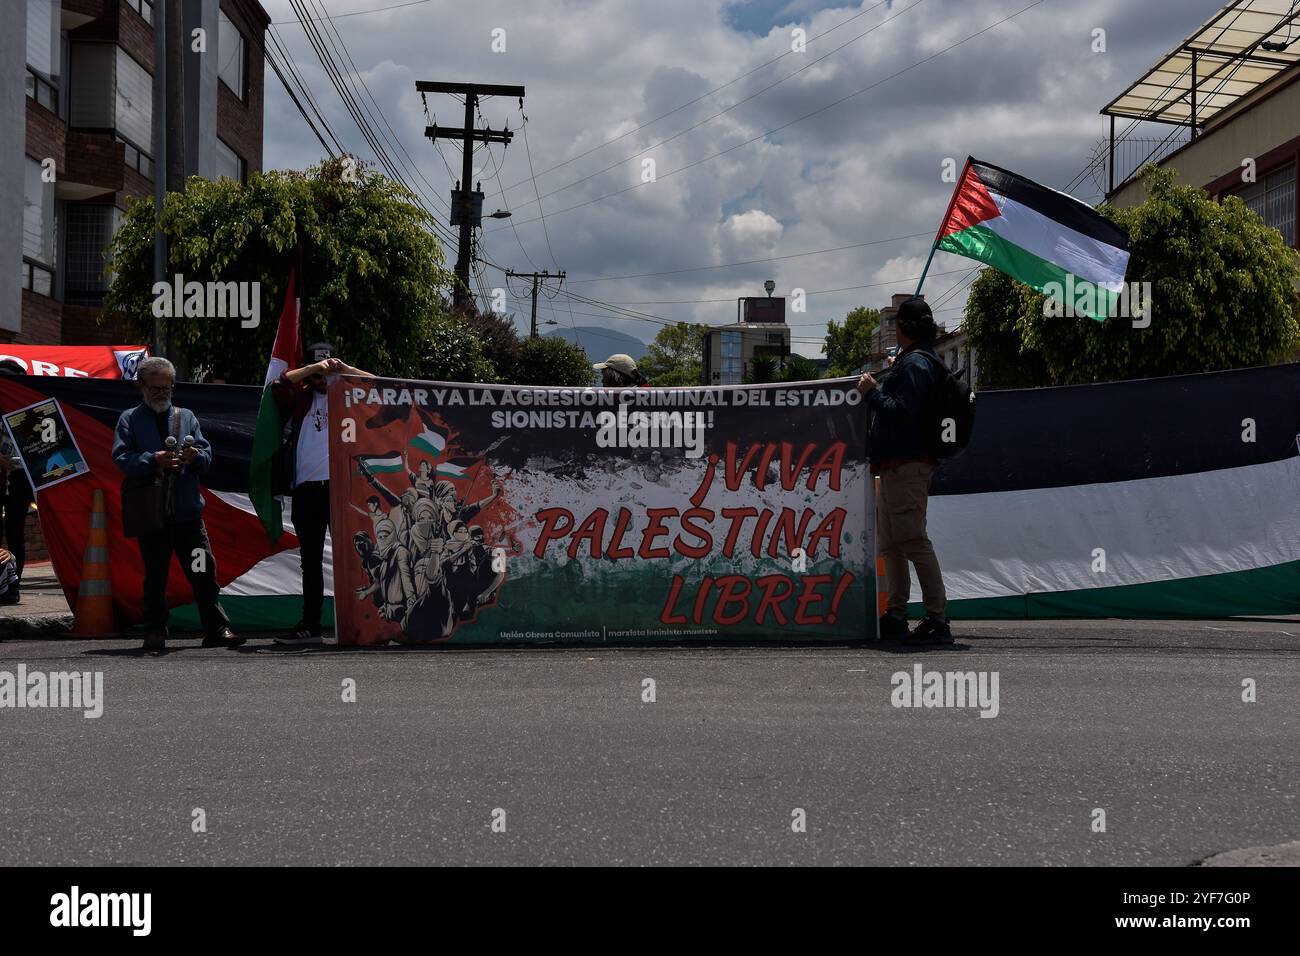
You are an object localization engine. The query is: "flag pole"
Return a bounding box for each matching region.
[916,156,972,298]
[914,241,939,297]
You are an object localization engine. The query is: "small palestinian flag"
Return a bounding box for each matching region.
[935,158,1130,321]
[411,422,447,458]
[436,456,479,479]
[357,451,403,474]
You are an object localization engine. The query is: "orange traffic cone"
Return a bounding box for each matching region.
[72,487,117,636]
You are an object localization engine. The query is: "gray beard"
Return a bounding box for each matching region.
[144,397,172,414]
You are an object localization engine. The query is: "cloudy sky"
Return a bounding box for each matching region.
[259,0,1225,356]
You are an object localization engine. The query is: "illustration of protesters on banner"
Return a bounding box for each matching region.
[353,531,382,608]
[406,452,437,499]
[349,495,389,537]
[402,534,457,639]
[345,416,512,641]
[373,517,416,623]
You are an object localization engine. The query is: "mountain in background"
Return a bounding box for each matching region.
[543,325,649,361]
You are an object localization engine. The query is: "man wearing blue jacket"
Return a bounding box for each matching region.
[856,298,951,645]
[112,356,242,652]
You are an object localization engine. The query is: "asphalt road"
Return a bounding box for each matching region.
[0,618,1296,866]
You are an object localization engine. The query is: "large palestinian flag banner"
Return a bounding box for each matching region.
[0,376,304,631]
[922,363,1300,617]
[327,377,874,644]
[936,157,1131,320]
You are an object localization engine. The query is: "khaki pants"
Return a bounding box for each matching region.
[876,461,947,618]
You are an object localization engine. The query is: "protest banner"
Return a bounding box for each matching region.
[327,377,874,644]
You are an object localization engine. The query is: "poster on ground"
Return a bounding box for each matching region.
[327,377,873,645]
[2,398,90,492]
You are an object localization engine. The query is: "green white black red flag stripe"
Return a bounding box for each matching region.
[935,158,1131,320]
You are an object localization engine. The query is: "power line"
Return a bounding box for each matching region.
[310,0,455,220]
[567,232,934,284]
[486,0,895,200]
[487,0,1046,233]
[493,0,926,215]
[596,267,973,305]
[286,0,460,248]
[273,0,433,24]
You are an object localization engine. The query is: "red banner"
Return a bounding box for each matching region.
[0,345,149,379]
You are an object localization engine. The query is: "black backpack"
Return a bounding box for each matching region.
[916,351,976,459]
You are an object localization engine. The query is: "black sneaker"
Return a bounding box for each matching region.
[275,628,324,646]
[877,611,909,640]
[904,615,954,645]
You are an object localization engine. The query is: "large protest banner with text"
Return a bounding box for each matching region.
[327,376,873,645]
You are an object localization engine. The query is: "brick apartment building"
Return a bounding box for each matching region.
[1,0,269,348]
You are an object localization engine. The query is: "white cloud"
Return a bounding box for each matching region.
[259,0,1224,349]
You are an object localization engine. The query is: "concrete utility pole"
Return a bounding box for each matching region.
[506,269,566,338]
[150,0,168,358]
[416,81,524,312]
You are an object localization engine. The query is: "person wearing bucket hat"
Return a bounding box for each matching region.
[593,354,649,387]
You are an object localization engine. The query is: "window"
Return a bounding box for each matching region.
[69,43,115,129]
[124,0,155,25]
[24,157,56,268]
[117,134,154,179]
[114,48,152,152]
[26,0,61,114]
[69,43,154,173]
[218,10,247,101]
[1233,164,1296,247]
[24,156,57,298]
[215,138,246,183]
[64,204,120,307]
[720,330,743,385]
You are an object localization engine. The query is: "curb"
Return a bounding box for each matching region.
[0,613,74,640]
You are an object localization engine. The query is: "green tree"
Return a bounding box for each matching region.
[638,321,707,386]
[780,354,824,382]
[964,165,1300,387]
[744,354,779,384]
[823,306,881,376]
[418,312,496,384]
[464,307,522,382]
[512,335,593,386]
[104,157,455,382]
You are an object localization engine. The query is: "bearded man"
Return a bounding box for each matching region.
[111,356,241,652]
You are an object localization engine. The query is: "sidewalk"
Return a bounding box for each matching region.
[0,562,72,638]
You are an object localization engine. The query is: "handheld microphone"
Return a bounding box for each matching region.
[163,436,179,478]
[183,435,194,448]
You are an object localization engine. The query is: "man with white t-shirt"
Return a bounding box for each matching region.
[271,343,372,645]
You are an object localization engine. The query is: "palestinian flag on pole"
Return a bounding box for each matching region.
[250,265,303,544]
[411,421,447,458]
[934,158,1130,320]
[436,456,479,479]
[356,451,403,474]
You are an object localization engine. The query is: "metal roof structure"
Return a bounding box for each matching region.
[1102,0,1300,128]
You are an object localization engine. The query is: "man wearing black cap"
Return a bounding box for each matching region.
[272,343,372,645]
[856,298,951,644]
